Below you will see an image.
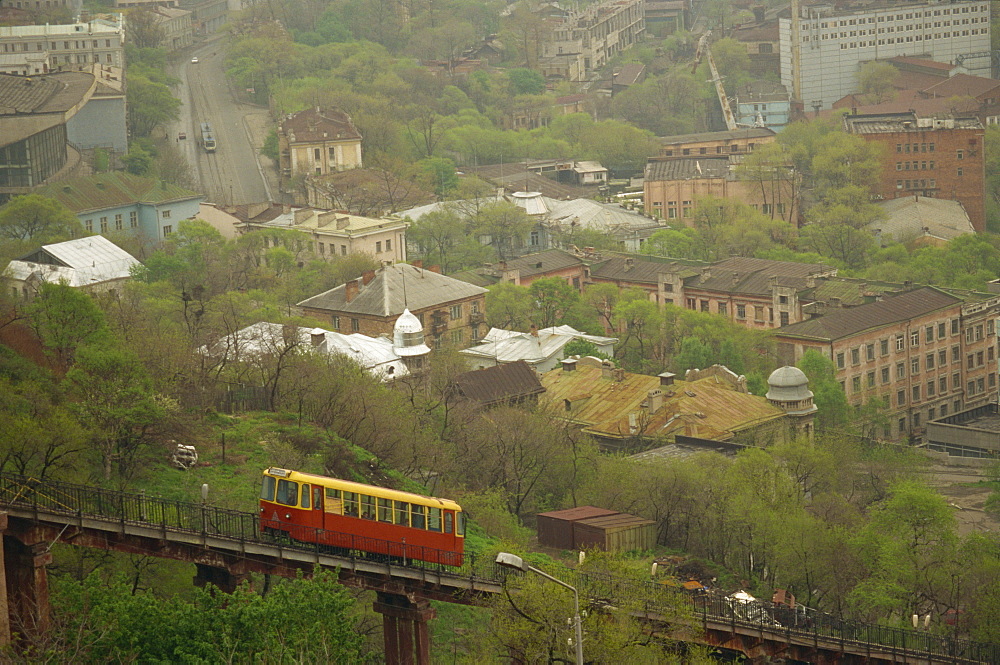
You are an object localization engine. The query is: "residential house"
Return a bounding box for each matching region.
[774,286,1000,441]
[447,360,546,408]
[780,0,991,110]
[32,172,203,241]
[451,249,588,291]
[873,196,975,247]
[731,80,791,132]
[202,319,430,381]
[643,156,799,225]
[246,207,408,264]
[460,325,617,372]
[0,71,97,199]
[151,5,193,51]
[843,112,986,232]
[540,358,811,450]
[4,234,139,298]
[298,262,488,348]
[656,127,776,159]
[278,107,362,184]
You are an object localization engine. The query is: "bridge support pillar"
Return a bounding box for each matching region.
[373,591,436,665]
[3,531,52,640]
[193,563,249,593]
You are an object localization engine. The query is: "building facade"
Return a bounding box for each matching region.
[539,0,645,81]
[278,107,363,183]
[774,287,1000,441]
[780,0,991,110]
[843,112,986,232]
[250,208,408,264]
[657,128,776,159]
[0,16,125,69]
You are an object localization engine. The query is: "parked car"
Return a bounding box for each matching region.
[191,57,199,64]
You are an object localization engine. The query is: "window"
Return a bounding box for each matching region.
[953,372,961,388]
[897,389,906,406]
[896,362,905,379]
[880,339,889,355]
[925,326,934,343]
[130,211,137,228]
[852,376,862,392]
[957,149,964,160]
[912,358,920,374]
[866,344,875,361]
[341,245,347,255]
[114,213,122,230]
[737,304,746,318]
[927,380,935,397]
[162,225,173,236]
[300,484,310,509]
[953,345,961,363]
[896,335,905,351]
[100,216,108,233]
[926,353,935,370]
[275,479,298,506]
[428,507,442,532]
[162,210,171,219]
[85,219,93,232]
[411,504,425,529]
[958,167,964,177]
[911,331,920,347]
[718,302,727,315]
[351,318,359,332]
[331,316,340,329]
[450,304,462,320]
[913,413,921,428]
[976,325,984,341]
[899,417,907,433]
[940,377,948,393]
[867,371,876,388]
[852,348,860,364]
[968,381,976,395]
[375,241,382,253]
[361,495,375,519]
[912,385,921,401]
[385,238,391,251]
[701,300,710,313]
[939,350,947,366]
[881,367,890,384]
[836,353,845,369]
[450,329,464,345]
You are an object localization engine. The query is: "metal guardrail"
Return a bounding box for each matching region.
[1,473,998,663]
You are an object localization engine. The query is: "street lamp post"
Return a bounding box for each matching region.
[496,552,583,665]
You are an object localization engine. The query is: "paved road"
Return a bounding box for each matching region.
[170,42,271,206]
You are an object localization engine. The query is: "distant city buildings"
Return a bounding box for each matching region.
[0,16,125,69]
[278,107,363,183]
[537,0,645,82]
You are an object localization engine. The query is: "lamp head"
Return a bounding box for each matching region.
[495,552,528,571]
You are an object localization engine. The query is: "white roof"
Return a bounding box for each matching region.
[4,235,139,287]
[203,322,409,381]
[874,196,975,243]
[461,325,617,364]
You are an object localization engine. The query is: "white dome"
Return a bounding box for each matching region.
[510,191,548,216]
[393,309,430,357]
[766,366,814,403]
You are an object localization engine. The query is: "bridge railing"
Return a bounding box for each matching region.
[3,473,999,663]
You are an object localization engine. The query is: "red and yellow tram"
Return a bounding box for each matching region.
[259,468,465,566]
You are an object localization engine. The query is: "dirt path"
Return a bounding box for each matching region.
[917,463,998,535]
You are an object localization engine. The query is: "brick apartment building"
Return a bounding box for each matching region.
[297,263,487,348]
[843,112,986,232]
[774,287,1000,441]
[656,128,776,159]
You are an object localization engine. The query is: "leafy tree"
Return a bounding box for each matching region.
[473,201,534,261]
[486,282,534,330]
[529,277,578,328]
[66,344,169,479]
[672,336,712,373]
[124,8,164,48]
[122,144,154,176]
[640,226,702,259]
[796,349,849,429]
[26,283,111,371]
[127,74,181,137]
[563,338,610,360]
[857,61,899,104]
[0,194,84,249]
[507,67,545,95]
[406,208,466,273]
[419,156,459,198]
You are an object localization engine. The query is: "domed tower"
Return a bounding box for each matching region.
[393,308,431,372]
[766,366,818,440]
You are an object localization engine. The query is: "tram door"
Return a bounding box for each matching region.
[312,485,324,529]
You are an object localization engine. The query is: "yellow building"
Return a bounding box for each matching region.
[278,107,362,181]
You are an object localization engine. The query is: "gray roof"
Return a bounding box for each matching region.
[645,158,732,181]
[462,325,617,364]
[451,361,545,406]
[298,264,487,317]
[776,287,960,341]
[694,257,835,296]
[658,127,775,144]
[844,112,982,134]
[874,196,975,243]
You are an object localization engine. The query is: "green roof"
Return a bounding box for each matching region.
[32,172,201,213]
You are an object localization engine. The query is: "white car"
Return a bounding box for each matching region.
[191,57,199,64]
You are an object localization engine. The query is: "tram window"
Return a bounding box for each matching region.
[361,495,375,520]
[411,504,426,529]
[325,488,340,499]
[343,491,359,517]
[377,497,392,522]
[428,507,442,532]
[261,475,276,501]
[276,479,298,506]
[444,512,453,534]
[394,501,409,526]
[301,484,310,509]
[313,486,323,510]
[457,512,466,536]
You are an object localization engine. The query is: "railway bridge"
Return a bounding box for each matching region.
[1,473,997,664]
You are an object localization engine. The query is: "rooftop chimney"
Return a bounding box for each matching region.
[362,270,375,285]
[561,358,577,372]
[613,367,625,382]
[624,257,635,272]
[601,360,614,379]
[345,278,359,303]
[658,371,676,386]
[647,388,664,413]
[310,328,325,347]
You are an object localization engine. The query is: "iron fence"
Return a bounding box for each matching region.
[2,472,998,662]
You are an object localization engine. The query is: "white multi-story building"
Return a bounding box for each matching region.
[0,15,125,70]
[780,0,990,110]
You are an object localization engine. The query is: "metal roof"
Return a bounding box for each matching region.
[5,235,139,287]
[874,196,975,243]
[451,360,545,406]
[297,264,487,317]
[537,506,619,521]
[777,286,960,341]
[461,325,617,364]
[590,256,706,284]
[33,172,202,213]
[658,127,775,144]
[645,158,732,181]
